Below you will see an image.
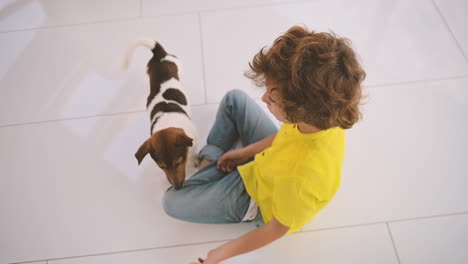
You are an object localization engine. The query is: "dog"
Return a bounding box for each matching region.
[122,39,198,190]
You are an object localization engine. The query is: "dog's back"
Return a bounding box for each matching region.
[122,39,193,134]
[125,39,199,190]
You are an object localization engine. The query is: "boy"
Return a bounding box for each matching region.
[162,25,366,264]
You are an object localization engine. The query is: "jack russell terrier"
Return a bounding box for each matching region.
[122,39,199,190]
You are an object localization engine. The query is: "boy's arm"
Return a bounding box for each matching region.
[206,216,289,263]
[217,132,277,172]
[243,132,277,158]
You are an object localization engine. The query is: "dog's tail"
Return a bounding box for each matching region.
[121,39,168,70]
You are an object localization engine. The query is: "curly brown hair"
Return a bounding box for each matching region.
[245,25,366,130]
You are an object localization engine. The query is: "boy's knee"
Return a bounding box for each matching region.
[225,89,246,102]
[162,190,181,219]
[223,89,248,110]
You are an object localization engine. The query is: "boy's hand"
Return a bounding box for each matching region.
[196,257,218,264]
[217,148,250,172]
[197,249,222,264]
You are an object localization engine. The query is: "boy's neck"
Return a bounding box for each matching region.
[297,123,321,134]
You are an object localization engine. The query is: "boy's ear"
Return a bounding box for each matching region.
[135,139,151,165]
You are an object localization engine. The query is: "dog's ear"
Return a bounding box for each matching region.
[135,139,151,165]
[176,133,193,147]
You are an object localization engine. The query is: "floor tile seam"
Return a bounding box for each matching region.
[202,76,468,104]
[430,0,468,63]
[385,222,402,264]
[0,110,145,129]
[386,210,468,224]
[0,100,218,129]
[141,0,320,18]
[10,261,46,264]
[0,99,219,128]
[366,74,468,89]
[0,16,142,34]
[197,12,209,105]
[12,211,468,264]
[0,0,311,34]
[10,239,230,264]
[1,71,468,128]
[298,210,468,234]
[139,0,143,18]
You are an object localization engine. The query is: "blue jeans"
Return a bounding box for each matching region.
[162,89,278,226]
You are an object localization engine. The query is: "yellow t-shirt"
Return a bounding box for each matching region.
[238,123,345,234]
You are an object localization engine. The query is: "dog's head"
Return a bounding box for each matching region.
[135,127,193,190]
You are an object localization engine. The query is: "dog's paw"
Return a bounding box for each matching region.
[195,158,212,170]
[193,155,203,168]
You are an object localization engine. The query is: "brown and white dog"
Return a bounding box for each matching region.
[122,39,198,190]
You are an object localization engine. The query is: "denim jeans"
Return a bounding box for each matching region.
[162,89,278,226]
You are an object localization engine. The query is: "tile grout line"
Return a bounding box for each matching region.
[0,101,216,129]
[366,74,468,88]
[431,0,468,64]
[1,74,468,129]
[0,16,141,34]
[386,222,402,264]
[10,239,232,264]
[297,210,468,235]
[388,210,468,223]
[197,12,209,105]
[0,0,311,34]
[144,0,320,18]
[13,210,468,264]
[139,0,143,18]
[0,110,146,129]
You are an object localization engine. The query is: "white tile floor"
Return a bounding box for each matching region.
[1,0,467,263]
